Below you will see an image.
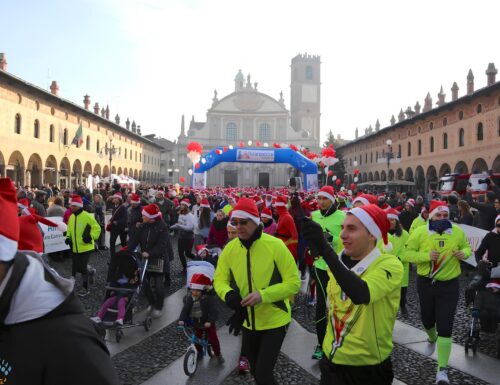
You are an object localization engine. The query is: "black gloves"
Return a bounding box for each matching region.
[224,290,249,336]
[82,224,92,244]
[65,238,72,246]
[301,218,331,257]
[82,234,92,244]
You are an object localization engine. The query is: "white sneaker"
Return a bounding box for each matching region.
[436,369,449,384]
[115,319,124,326]
[90,316,102,324]
[151,309,163,319]
[146,305,153,314]
[424,339,436,356]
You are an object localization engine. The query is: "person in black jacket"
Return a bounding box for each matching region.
[108,192,128,257]
[128,204,170,318]
[474,215,500,267]
[466,191,498,230]
[127,193,143,242]
[399,200,418,232]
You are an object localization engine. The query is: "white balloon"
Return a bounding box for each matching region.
[188,169,193,175]
[354,177,359,183]
[340,186,345,191]
[248,140,253,146]
[353,160,359,167]
[228,145,234,150]
[348,190,353,195]
[332,175,337,181]
[201,158,206,164]
[263,142,269,147]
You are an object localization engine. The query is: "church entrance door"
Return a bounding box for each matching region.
[258,173,269,188]
[224,170,238,187]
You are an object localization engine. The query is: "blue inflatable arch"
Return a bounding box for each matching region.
[192,147,318,191]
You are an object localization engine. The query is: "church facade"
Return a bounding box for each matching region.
[173,54,321,188]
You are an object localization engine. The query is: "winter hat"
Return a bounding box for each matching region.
[429,200,449,219]
[112,193,123,201]
[142,204,161,219]
[406,199,415,207]
[253,195,263,206]
[189,273,212,290]
[226,221,236,229]
[349,204,392,251]
[180,198,191,207]
[273,196,288,208]
[377,193,386,201]
[196,244,209,256]
[386,208,400,221]
[200,198,210,208]
[317,186,336,203]
[261,207,273,219]
[130,193,141,204]
[0,178,20,262]
[486,279,500,290]
[231,197,261,225]
[352,194,377,206]
[18,198,30,209]
[69,195,83,208]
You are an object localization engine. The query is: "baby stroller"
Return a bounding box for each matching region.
[464,262,500,357]
[95,249,152,342]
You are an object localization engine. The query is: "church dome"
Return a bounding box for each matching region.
[234,69,244,82]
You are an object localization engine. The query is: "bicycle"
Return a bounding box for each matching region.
[177,325,214,376]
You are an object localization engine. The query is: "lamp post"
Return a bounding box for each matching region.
[99,136,119,180]
[385,139,394,193]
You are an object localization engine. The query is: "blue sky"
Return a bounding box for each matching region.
[2,0,500,144]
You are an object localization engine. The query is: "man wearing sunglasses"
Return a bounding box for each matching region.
[214,197,301,385]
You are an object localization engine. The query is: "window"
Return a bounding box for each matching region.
[443,117,448,126]
[418,140,422,155]
[306,66,313,80]
[49,124,54,142]
[430,136,434,153]
[476,104,482,113]
[365,153,367,163]
[459,128,464,147]
[96,140,100,153]
[86,136,90,150]
[398,144,401,157]
[498,118,500,137]
[63,128,68,145]
[443,133,448,149]
[370,152,373,163]
[226,123,238,141]
[14,114,21,134]
[259,123,271,141]
[125,149,128,159]
[34,120,40,138]
[458,111,464,120]
[407,142,411,157]
[429,122,434,130]
[376,151,378,161]
[477,122,484,141]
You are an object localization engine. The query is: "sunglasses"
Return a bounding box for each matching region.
[230,219,250,227]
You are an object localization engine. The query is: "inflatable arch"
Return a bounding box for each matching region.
[192,147,318,191]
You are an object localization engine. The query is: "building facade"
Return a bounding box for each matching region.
[173,53,321,188]
[0,53,162,188]
[338,64,500,195]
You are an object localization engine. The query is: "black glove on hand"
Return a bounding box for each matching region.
[225,290,243,310]
[65,238,72,246]
[226,307,249,336]
[82,234,92,244]
[301,218,330,257]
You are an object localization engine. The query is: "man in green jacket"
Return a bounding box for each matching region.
[66,195,101,297]
[405,200,471,385]
[214,198,300,385]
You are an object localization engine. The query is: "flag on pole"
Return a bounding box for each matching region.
[71,123,83,147]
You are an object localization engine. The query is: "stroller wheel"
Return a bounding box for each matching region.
[143,316,153,331]
[115,328,124,343]
[183,347,198,376]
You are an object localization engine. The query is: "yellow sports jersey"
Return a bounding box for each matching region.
[323,248,403,365]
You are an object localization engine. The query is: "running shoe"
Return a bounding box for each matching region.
[436,369,449,384]
[90,316,102,324]
[238,356,250,374]
[424,339,437,356]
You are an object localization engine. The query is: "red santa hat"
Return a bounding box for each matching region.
[180,198,191,207]
[17,214,66,253]
[189,273,212,290]
[253,195,263,205]
[0,178,20,262]
[261,207,273,219]
[406,198,416,207]
[69,194,83,208]
[486,279,500,290]
[200,198,210,208]
[18,198,30,209]
[317,186,336,203]
[142,204,161,219]
[349,204,392,251]
[273,195,288,208]
[196,244,209,256]
[231,197,260,225]
[429,200,449,219]
[112,193,123,201]
[352,194,377,206]
[130,193,141,204]
[495,214,500,226]
[386,208,400,221]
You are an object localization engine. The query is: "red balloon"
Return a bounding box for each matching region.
[180,177,185,183]
[256,141,261,147]
[327,170,334,177]
[335,179,342,186]
[223,146,228,152]
[354,168,360,175]
[195,163,200,169]
[319,162,325,168]
[350,183,356,190]
[239,141,244,148]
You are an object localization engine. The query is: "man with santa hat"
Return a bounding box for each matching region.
[273,196,299,260]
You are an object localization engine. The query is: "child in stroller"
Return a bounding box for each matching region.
[194,244,219,267]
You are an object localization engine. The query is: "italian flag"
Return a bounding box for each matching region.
[71,123,84,147]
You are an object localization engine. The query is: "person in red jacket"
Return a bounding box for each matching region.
[207,209,229,248]
[274,196,298,260]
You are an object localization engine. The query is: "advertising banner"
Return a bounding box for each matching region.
[457,224,488,266]
[306,174,319,192]
[236,149,275,162]
[193,172,207,189]
[39,216,69,253]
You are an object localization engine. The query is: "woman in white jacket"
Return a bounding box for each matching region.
[170,199,195,275]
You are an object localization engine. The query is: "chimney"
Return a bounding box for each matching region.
[398,109,405,122]
[451,82,459,101]
[375,119,380,131]
[467,69,474,95]
[355,127,359,139]
[486,63,497,86]
[126,118,130,130]
[105,105,110,120]
[423,92,432,112]
[0,53,7,71]
[50,81,59,96]
[390,115,396,126]
[101,107,105,117]
[414,101,421,114]
[137,128,142,136]
[93,102,100,114]
[83,95,90,110]
[132,121,136,132]
[115,114,120,125]
[436,86,446,106]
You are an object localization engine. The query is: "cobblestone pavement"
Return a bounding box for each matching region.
[221,353,318,385]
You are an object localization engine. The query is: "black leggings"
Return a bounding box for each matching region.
[177,238,193,270]
[143,272,165,310]
[242,325,288,385]
[110,230,127,256]
[400,286,408,308]
[315,267,330,346]
[319,356,393,385]
[417,276,459,337]
[71,251,91,290]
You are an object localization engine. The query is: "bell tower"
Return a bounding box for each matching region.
[290,53,321,142]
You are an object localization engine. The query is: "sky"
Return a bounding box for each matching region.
[1,0,499,144]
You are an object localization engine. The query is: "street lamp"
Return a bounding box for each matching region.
[385,139,394,193]
[99,136,119,179]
